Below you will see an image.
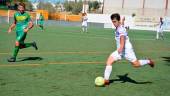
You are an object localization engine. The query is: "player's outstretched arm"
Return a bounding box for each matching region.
[8,20,16,33]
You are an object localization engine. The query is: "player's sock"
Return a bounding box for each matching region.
[156,32,159,39]
[139,60,150,66]
[85,27,87,32]
[104,65,112,80]
[82,27,84,32]
[25,43,33,48]
[13,46,19,58]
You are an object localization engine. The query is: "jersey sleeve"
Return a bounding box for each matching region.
[117,27,126,36]
[26,13,31,22]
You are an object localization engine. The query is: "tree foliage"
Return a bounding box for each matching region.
[88,1,100,12]
[37,2,56,13]
[63,1,82,15]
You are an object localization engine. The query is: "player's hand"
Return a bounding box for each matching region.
[8,29,12,33]
[118,48,123,54]
[24,28,29,33]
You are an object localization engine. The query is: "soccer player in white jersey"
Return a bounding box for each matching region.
[103,13,154,85]
[81,13,88,32]
[156,17,164,40]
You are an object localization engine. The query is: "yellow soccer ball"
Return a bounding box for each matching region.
[95,76,104,86]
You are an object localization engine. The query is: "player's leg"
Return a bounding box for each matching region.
[125,50,154,68]
[8,40,20,62]
[156,28,160,39]
[18,33,38,50]
[156,29,159,39]
[82,26,85,32]
[104,51,121,85]
[131,59,154,68]
[40,25,44,30]
[160,29,164,40]
[20,42,38,50]
[39,21,44,30]
[85,26,87,32]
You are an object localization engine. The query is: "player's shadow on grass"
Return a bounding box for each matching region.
[17,57,43,62]
[110,73,152,84]
[162,57,170,63]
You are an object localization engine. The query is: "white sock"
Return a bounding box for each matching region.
[139,60,150,66]
[104,65,112,80]
[82,28,84,32]
[85,27,87,32]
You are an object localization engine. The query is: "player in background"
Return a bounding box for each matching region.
[37,13,44,31]
[103,13,154,85]
[81,13,88,32]
[156,17,164,40]
[7,2,38,62]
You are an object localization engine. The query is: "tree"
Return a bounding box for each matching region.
[63,1,83,15]
[37,2,56,13]
[72,1,82,14]
[88,1,100,12]
[25,1,33,11]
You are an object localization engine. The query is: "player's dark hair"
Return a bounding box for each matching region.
[18,2,25,9]
[110,13,120,21]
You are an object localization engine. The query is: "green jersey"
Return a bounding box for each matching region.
[14,11,31,32]
[38,15,44,25]
[39,15,44,21]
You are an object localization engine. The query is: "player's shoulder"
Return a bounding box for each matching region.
[117,25,126,33]
[24,12,30,15]
[14,11,20,15]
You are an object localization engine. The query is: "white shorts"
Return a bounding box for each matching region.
[82,22,87,27]
[110,49,137,62]
[157,27,163,33]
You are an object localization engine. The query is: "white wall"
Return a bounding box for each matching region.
[87,13,170,31]
[87,14,111,23]
[104,0,122,8]
[145,0,165,9]
[124,0,143,8]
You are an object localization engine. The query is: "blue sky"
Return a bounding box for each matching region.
[28,0,65,3]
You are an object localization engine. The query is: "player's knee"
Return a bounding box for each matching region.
[106,56,115,66]
[15,41,20,46]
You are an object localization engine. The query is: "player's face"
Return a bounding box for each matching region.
[112,19,119,27]
[18,5,25,13]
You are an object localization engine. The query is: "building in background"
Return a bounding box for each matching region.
[103,0,170,16]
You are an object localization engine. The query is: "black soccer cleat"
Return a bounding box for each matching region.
[33,42,38,50]
[7,57,16,62]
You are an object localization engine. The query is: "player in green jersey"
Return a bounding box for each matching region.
[37,13,44,30]
[7,2,38,62]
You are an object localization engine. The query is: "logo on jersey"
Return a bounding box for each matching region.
[16,16,27,21]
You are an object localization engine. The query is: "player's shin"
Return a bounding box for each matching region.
[13,46,19,58]
[104,65,112,80]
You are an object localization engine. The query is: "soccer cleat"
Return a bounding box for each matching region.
[32,42,38,50]
[104,80,110,85]
[7,57,16,62]
[148,59,155,68]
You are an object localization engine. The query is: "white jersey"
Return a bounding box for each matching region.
[157,21,164,33]
[82,16,88,27]
[111,25,137,62]
[115,25,132,50]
